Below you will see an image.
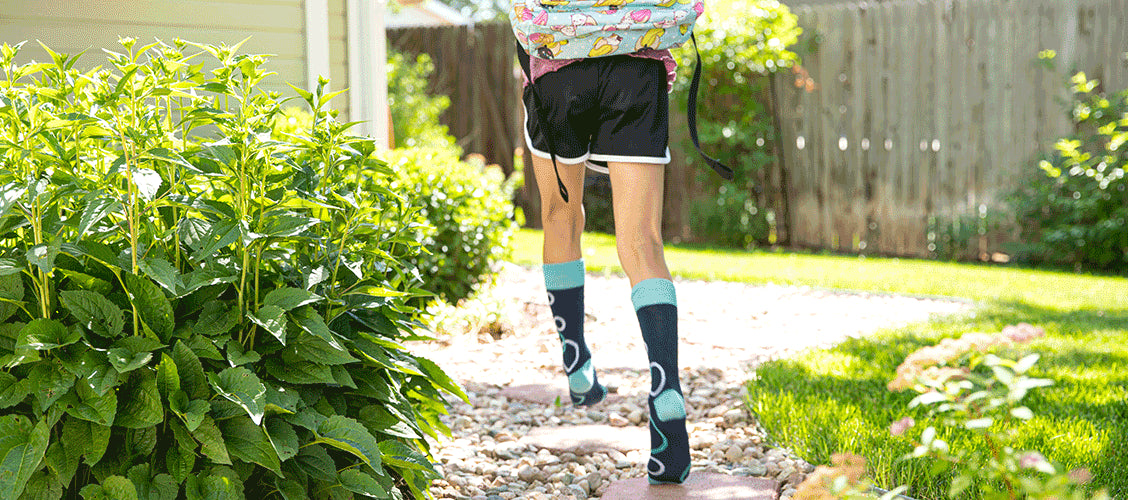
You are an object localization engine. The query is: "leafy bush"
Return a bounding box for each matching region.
[675,0,801,248]
[387,51,457,149]
[0,38,462,499]
[383,147,518,305]
[1009,63,1128,272]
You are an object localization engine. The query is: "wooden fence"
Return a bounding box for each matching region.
[387,23,521,175]
[774,0,1128,258]
[390,0,1128,259]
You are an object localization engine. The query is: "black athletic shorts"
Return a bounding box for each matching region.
[522,54,670,174]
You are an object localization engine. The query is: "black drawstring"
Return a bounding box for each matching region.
[517,41,570,203]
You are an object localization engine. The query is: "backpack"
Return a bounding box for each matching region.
[509,0,702,60]
[510,0,734,203]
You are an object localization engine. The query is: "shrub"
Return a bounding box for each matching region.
[387,51,457,149]
[0,38,462,499]
[383,147,518,305]
[674,0,802,248]
[1008,59,1128,272]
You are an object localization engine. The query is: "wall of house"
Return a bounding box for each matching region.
[0,0,313,105]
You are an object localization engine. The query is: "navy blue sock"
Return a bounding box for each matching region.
[544,259,605,406]
[632,278,690,485]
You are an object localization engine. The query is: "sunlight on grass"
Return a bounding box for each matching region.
[508,229,1128,497]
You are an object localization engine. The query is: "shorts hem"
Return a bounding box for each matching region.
[524,103,590,165]
[589,149,671,165]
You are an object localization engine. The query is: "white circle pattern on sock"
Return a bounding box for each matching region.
[649,362,666,397]
[554,315,566,333]
[546,291,555,306]
[648,456,665,476]
[562,339,580,373]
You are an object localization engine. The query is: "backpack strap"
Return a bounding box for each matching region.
[517,41,571,203]
[687,34,734,181]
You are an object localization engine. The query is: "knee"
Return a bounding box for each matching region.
[616,231,663,268]
[541,197,585,234]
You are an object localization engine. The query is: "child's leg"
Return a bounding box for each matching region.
[532,155,606,406]
[608,161,691,484]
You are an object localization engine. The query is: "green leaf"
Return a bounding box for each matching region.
[19,469,63,500]
[260,212,320,239]
[208,366,266,425]
[265,359,335,385]
[190,415,231,465]
[416,356,467,402]
[377,440,433,473]
[191,302,239,338]
[75,193,118,240]
[263,382,300,415]
[314,416,382,468]
[284,330,355,366]
[263,288,320,312]
[123,273,174,341]
[18,319,81,350]
[0,183,27,221]
[170,392,209,432]
[62,418,105,471]
[164,445,194,485]
[64,380,117,427]
[43,441,76,494]
[274,479,306,500]
[127,464,177,500]
[155,354,180,400]
[79,475,138,500]
[26,241,62,275]
[249,305,287,345]
[172,341,208,399]
[114,370,162,429]
[265,418,299,462]
[290,306,344,351]
[184,467,243,500]
[225,341,260,366]
[59,290,125,338]
[218,415,283,477]
[0,416,51,500]
[107,336,161,373]
[138,258,179,296]
[75,350,121,397]
[338,469,389,498]
[0,372,30,409]
[0,273,23,323]
[294,445,337,483]
[191,220,239,261]
[29,361,76,413]
[58,269,113,295]
[329,365,356,389]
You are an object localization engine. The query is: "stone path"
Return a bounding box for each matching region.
[412,262,972,499]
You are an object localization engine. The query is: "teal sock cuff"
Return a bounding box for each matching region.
[631,278,677,311]
[544,259,585,290]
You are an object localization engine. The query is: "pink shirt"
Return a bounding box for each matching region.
[524,48,679,93]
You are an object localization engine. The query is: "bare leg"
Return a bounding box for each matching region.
[608,161,691,484]
[607,162,671,286]
[532,154,607,405]
[531,155,587,264]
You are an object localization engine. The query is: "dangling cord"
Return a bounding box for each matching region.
[687,34,735,181]
[517,39,570,202]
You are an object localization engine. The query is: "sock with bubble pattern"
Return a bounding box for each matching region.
[632,278,691,484]
[544,259,605,406]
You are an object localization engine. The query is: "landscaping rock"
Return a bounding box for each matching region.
[411,262,970,498]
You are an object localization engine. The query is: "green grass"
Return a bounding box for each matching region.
[512,229,1128,498]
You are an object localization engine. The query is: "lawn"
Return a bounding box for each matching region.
[511,228,1128,498]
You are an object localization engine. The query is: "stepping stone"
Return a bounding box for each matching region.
[499,381,567,405]
[603,473,779,500]
[520,424,649,454]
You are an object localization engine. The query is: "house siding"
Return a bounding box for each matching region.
[0,0,309,100]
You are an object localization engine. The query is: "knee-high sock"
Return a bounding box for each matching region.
[544,259,605,406]
[632,278,691,484]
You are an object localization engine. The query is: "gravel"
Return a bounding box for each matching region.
[412,263,972,499]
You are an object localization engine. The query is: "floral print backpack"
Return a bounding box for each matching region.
[508,0,703,60]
